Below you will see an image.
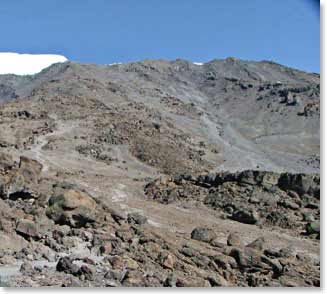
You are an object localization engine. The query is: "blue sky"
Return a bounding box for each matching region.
[0,0,320,72]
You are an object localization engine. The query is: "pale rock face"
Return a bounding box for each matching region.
[0,52,68,75]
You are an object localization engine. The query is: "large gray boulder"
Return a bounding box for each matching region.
[191,227,216,243]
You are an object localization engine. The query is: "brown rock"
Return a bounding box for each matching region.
[227,233,244,247]
[19,156,43,184]
[123,257,139,270]
[176,275,211,287]
[122,270,145,287]
[0,232,28,251]
[207,274,229,286]
[158,251,175,269]
[99,243,112,255]
[16,219,40,239]
[213,253,237,270]
[78,265,94,280]
[20,261,34,273]
[47,188,97,228]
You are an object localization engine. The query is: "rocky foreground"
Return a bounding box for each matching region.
[0,58,320,287]
[0,154,320,287]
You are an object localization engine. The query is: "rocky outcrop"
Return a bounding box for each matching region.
[0,155,41,200]
[145,170,320,235]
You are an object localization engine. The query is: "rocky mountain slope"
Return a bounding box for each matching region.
[0,58,320,287]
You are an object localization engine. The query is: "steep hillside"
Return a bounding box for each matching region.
[0,58,320,173]
[0,58,320,287]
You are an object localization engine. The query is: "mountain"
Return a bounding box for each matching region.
[0,58,319,173]
[0,58,320,287]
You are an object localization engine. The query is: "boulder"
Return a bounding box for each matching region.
[207,274,229,287]
[121,270,146,287]
[229,247,264,270]
[261,172,279,188]
[213,253,237,270]
[0,233,28,251]
[123,257,139,270]
[157,251,175,269]
[280,200,300,210]
[18,156,43,184]
[210,238,226,248]
[175,275,211,287]
[227,233,244,247]
[246,237,265,251]
[179,246,199,258]
[261,255,283,275]
[109,209,126,224]
[16,219,40,240]
[127,212,148,225]
[191,227,216,243]
[56,257,79,275]
[231,209,259,225]
[47,188,97,228]
[99,243,113,255]
[19,261,34,274]
[77,265,94,280]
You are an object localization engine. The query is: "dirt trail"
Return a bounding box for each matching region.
[27,120,76,172]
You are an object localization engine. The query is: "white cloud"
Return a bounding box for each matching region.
[0,52,68,75]
[193,62,203,66]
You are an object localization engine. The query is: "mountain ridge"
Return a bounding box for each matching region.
[0,57,320,173]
